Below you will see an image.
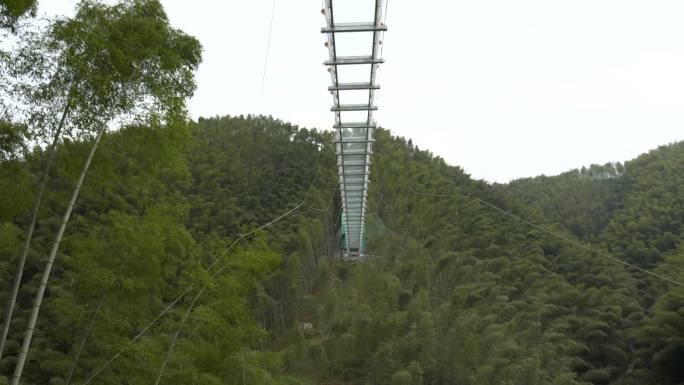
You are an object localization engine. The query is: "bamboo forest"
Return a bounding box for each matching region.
[1,1,684,384]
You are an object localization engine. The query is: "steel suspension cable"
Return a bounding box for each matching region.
[258,0,277,109]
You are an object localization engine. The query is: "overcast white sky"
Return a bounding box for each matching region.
[39,1,684,183]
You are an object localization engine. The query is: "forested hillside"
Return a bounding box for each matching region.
[1,110,684,385]
[276,135,684,385]
[0,115,338,384]
[2,1,684,384]
[298,136,684,385]
[288,132,631,385]
[504,142,684,384]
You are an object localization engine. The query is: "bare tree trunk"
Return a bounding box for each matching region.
[0,104,71,359]
[11,128,104,385]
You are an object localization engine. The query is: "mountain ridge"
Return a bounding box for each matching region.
[0,115,682,385]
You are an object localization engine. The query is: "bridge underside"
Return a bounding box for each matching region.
[322,0,386,260]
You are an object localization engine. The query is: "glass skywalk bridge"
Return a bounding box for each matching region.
[322,0,387,260]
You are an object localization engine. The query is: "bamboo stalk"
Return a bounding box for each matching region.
[11,127,104,385]
[0,103,71,359]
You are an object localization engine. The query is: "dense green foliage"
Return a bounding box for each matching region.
[0,115,337,384]
[0,0,36,31]
[1,112,683,384]
[280,134,684,385]
[504,163,626,242]
[507,142,684,385]
[1,1,683,383]
[1,2,205,382]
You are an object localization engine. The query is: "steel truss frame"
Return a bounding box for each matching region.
[322,0,385,260]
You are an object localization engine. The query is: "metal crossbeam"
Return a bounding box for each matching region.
[337,160,370,167]
[334,138,376,144]
[331,104,378,111]
[321,22,387,33]
[324,0,386,260]
[334,122,377,128]
[338,151,374,156]
[324,56,385,65]
[329,83,380,91]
